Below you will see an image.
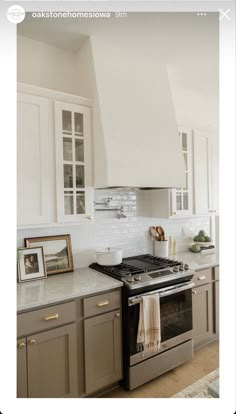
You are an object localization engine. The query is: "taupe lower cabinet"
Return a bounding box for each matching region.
[192,266,219,349]
[27,324,78,397]
[17,288,122,398]
[84,310,122,395]
[17,324,78,398]
[17,301,78,398]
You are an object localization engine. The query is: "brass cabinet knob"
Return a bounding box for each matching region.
[115,313,120,318]
[29,339,36,345]
[172,212,177,215]
[18,342,26,349]
[192,290,197,295]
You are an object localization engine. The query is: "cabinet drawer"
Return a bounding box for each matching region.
[193,268,212,287]
[17,301,76,337]
[83,290,120,318]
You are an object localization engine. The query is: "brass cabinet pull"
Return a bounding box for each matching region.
[192,290,197,295]
[18,342,26,349]
[29,339,36,345]
[172,212,177,215]
[96,300,109,308]
[198,275,206,280]
[115,313,120,318]
[44,313,59,321]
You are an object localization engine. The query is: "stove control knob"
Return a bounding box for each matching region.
[179,265,184,271]
[184,264,189,271]
[127,276,134,283]
[134,275,141,282]
[173,266,179,273]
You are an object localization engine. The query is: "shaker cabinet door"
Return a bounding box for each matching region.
[192,284,213,348]
[55,101,93,223]
[17,93,51,226]
[27,324,78,398]
[84,310,122,395]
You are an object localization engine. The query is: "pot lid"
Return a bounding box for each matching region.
[96,247,122,253]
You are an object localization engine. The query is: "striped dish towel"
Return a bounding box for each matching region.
[137,293,161,355]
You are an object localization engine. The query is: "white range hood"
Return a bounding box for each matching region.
[77,36,186,189]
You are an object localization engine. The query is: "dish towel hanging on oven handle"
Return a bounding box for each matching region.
[137,293,161,355]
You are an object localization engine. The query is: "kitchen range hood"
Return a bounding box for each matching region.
[77,36,186,189]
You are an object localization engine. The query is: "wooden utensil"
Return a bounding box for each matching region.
[156,226,164,241]
[150,226,158,240]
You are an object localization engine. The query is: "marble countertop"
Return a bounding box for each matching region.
[17,251,219,312]
[17,267,123,312]
[174,251,219,271]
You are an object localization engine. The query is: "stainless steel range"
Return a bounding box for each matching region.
[90,254,195,390]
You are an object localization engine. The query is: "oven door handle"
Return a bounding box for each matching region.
[159,282,195,298]
[128,282,195,305]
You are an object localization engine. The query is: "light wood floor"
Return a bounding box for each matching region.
[102,340,219,398]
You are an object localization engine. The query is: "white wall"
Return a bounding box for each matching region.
[17,35,80,95]
[17,189,210,269]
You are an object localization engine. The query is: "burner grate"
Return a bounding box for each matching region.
[89,262,144,279]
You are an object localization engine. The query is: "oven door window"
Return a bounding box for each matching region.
[128,288,192,357]
[160,289,192,342]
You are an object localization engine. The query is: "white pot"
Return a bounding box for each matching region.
[96,247,122,266]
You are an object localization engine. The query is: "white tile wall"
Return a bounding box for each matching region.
[17,190,210,269]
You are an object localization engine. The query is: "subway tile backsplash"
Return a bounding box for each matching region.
[17,190,210,269]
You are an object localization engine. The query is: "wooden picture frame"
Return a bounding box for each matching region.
[18,247,47,283]
[24,234,74,276]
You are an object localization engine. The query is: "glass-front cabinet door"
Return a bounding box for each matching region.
[55,101,93,222]
[171,128,193,216]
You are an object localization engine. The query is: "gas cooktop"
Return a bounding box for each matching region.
[89,254,194,290]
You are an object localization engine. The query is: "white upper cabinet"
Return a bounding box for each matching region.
[171,128,193,216]
[193,130,219,215]
[17,84,94,228]
[136,128,193,218]
[17,93,51,226]
[55,101,93,223]
[210,135,219,215]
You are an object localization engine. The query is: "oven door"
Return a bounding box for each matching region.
[128,281,194,366]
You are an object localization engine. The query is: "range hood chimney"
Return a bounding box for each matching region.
[77,36,186,189]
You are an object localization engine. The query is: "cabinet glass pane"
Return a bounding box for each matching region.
[62,110,72,133]
[74,112,83,136]
[64,164,73,188]
[76,192,85,214]
[176,193,182,210]
[75,139,84,162]
[76,165,85,188]
[183,153,188,170]
[182,133,187,151]
[63,138,72,161]
[64,192,73,215]
[184,172,188,190]
[183,193,188,210]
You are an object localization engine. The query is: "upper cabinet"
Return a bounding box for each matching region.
[17,93,51,226]
[17,84,94,228]
[55,101,93,222]
[193,130,219,216]
[171,128,193,216]
[136,127,219,219]
[137,127,193,218]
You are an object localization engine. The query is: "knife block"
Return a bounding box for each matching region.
[154,240,168,258]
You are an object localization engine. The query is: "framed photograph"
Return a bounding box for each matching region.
[18,247,47,283]
[24,234,74,276]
